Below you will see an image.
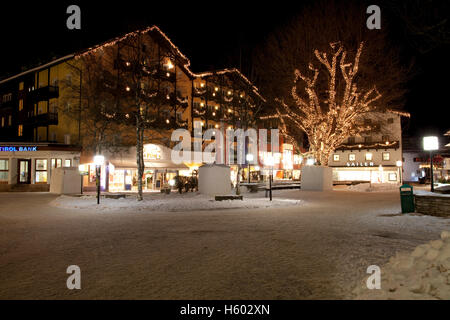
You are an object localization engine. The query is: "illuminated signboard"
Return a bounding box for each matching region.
[346,162,375,167]
[143,144,162,160]
[0,146,38,152]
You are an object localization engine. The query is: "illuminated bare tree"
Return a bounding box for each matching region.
[279,42,382,166]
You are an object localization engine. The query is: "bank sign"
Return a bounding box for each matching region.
[0,146,38,152]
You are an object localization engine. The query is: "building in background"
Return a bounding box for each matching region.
[329,111,408,185]
[402,130,450,184]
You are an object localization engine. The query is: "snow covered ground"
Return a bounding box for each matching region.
[0,189,449,299]
[50,192,302,212]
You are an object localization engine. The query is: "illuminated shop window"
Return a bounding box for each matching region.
[365,153,373,161]
[0,159,8,182]
[349,154,356,161]
[51,158,62,168]
[383,152,390,161]
[333,154,340,162]
[64,159,72,167]
[388,173,398,181]
[35,159,48,183]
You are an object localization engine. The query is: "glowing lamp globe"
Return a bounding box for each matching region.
[94,155,105,166]
[423,136,439,151]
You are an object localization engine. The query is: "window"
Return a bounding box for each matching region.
[8,115,12,126]
[51,158,62,168]
[19,82,24,91]
[19,99,23,111]
[382,135,390,143]
[387,118,394,124]
[18,124,23,137]
[333,154,340,162]
[1,117,4,127]
[64,159,72,167]
[2,93,12,103]
[35,159,48,183]
[349,154,356,161]
[388,173,398,181]
[383,152,390,161]
[365,153,373,161]
[364,136,372,144]
[348,137,356,144]
[0,159,8,182]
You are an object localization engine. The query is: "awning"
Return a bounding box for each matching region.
[109,159,188,170]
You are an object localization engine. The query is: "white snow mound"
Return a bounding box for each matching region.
[353,231,450,300]
[345,183,399,193]
[50,193,302,212]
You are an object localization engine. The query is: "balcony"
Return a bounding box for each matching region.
[29,86,59,102]
[24,112,58,126]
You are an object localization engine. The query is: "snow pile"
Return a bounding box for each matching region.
[354,231,450,300]
[345,183,399,193]
[50,193,302,212]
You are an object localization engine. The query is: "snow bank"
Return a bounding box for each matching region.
[49,193,302,212]
[344,183,399,193]
[354,231,450,300]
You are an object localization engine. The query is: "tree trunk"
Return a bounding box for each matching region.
[236,166,241,195]
[136,120,144,201]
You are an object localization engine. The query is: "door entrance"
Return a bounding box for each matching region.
[18,159,31,184]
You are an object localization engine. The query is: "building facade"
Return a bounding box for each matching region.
[329,111,406,184]
[0,26,266,192]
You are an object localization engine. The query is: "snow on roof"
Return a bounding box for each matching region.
[386,109,411,118]
[0,55,74,85]
[194,68,265,102]
[0,25,264,102]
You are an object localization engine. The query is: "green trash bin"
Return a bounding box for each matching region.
[399,184,415,214]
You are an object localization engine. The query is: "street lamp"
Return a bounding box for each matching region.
[396,160,403,185]
[423,136,439,192]
[265,154,274,201]
[94,155,105,204]
[246,153,254,183]
[78,164,86,195]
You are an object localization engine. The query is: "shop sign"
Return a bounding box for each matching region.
[346,162,375,167]
[0,146,38,152]
[143,144,162,160]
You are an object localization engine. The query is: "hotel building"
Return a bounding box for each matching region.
[0,26,269,192]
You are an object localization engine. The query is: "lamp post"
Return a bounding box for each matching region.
[78,165,85,195]
[423,136,439,192]
[265,154,274,201]
[396,160,403,185]
[246,153,254,184]
[94,155,105,204]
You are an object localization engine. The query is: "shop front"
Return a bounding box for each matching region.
[0,144,81,192]
[331,165,401,184]
[80,144,199,192]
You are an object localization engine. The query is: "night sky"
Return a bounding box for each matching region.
[0,0,448,137]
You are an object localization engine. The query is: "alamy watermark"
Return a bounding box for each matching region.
[66,5,81,30]
[66,265,81,290]
[366,265,381,290]
[171,123,280,167]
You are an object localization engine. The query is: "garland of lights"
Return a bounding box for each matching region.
[278,42,383,166]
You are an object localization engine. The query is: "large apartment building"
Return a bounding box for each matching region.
[0,26,269,191]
